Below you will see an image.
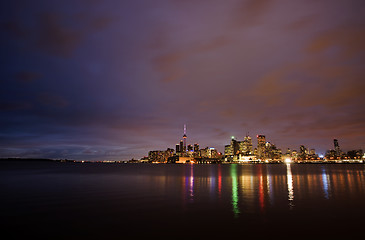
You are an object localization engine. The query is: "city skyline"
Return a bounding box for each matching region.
[1,0,364,160]
[145,124,363,163]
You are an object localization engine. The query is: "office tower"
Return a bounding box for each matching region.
[208,147,218,158]
[238,141,245,154]
[286,148,292,156]
[179,140,184,154]
[257,135,266,159]
[299,145,307,159]
[193,143,200,157]
[165,148,174,159]
[194,143,199,152]
[176,144,180,153]
[310,149,316,155]
[243,135,253,155]
[291,150,298,159]
[231,137,239,155]
[225,136,239,157]
[257,135,266,146]
[334,139,341,155]
[225,144,233,156]
[187,144,193,152]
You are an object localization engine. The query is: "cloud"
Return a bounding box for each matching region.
[14,71,42,83]
[0,101,33,112]
[232,0,274,27]
[152,51,185,82]
[0,21,28,38]
[191,36,230,53]
[88,16,114,30]
[35,13,85,57]
[37,92,69,108]
[250,64,300,106]
[1,9,114,57]
[286,14,317,31]
[151,35,230,82]
[307,25,365,58]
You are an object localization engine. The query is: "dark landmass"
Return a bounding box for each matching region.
[0,158,76,163]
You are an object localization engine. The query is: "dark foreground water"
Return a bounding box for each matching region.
[1,162,365,239]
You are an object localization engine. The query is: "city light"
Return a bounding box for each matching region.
[286,163,294,209]
[145,126,364,164]
[285,158,292,164]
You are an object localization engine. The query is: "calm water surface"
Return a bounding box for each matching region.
[1,162,365,239]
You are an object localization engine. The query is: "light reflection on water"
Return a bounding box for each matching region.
[286,163,294,209]
[230,164,240,217]
[1,162,365,238]
[178,164,365,217]
[321,166,330,199]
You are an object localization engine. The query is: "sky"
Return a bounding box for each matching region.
[1,0,364,160]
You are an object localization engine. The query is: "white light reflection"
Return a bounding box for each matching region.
[286,163,294,209]
[189,164,194,201]
[266,167,273,205]
[321,167,330,199]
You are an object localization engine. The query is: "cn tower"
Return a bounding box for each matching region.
[183,124,187,152]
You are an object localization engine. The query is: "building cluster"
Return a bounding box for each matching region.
[224,134,319,163]
[325,139,363,160]
[224,135,281,162]
[144,125,364,164]
[146,125,221,163]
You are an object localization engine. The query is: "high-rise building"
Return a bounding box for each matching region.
[309,149,317,159]
[193,143,200,157]
[176,144,180,153]
[208,147,218,158]
[224,136,240,158]
[310,149,316,155]
[265,142,281,160]
[291,150,298,159]
[242,135,253,155]
[179,140,184,155]
[257,135,266,159]
[166,148,174,159]
[194,143,199,152]
[257,135,266,145]
[225,144,233,156]
[231,137,239,155]
[299,145,308,159]
[334,139,341,155]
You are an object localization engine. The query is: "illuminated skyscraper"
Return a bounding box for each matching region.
[225,136,239,157]
[299,145,308,159]
[231,137,239,155]
[334,139,341,155]
[225,144,233,156]
[179,140,184,155]
[257,135,266,159]
[194,143,199,152]
[193,143,200,157]
[243,135,253,155]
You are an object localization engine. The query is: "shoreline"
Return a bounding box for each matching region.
[0,157,363,164]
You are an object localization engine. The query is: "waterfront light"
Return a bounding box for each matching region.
[285,158,292,163]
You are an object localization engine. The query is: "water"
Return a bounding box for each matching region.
[1,162,365,239]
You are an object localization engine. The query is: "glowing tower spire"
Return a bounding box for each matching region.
[183,124,187,152]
